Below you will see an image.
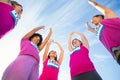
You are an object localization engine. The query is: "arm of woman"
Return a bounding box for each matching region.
[0,0,10,3]
[85,22,95,33]
[68,33,74,52]
[88,0,117,18]
[23,26,45,39]
[54,42,64,65]
[73,32,89,49]
[43,40,52,62]
[38,28,52,51]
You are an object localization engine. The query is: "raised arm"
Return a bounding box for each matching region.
[23,26,45,39]
[54,41,64,65]
[68,33,74,52]
[43,40,53,62]
[88,0,117,18]
[73,32,89,49]
[85,22,95,33]
[38,28,52,51]
[0,0,11,4]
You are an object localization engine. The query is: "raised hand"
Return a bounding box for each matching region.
[34,26,45,30]
[47,39,54,44]
[85,22,89,29]
[49,27,53,34]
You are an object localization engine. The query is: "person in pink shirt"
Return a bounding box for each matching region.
[68,32,102,80]
[85,0,120,65]
[0,0,23,39]
[2,26,52,80]
[39,40,64,80]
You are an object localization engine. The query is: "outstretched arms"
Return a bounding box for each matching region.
[23,26,45,39]
[68,32,89,51]
[0,0,11,4]
[74,32,89,49]
[43,40,64,65]
[43,40,53,62]
[23,26,52,51]
[68,32,74,52]
[38,28,52,51]
[88,0,117,18]
[54,41,64,65]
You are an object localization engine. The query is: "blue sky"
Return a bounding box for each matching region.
[0,0,120,80]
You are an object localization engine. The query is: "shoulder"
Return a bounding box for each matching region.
[20,38,30,45]
[21,38,29,41]
[81,45,89,52]
[43,58,49,62]
[0,2,13,9]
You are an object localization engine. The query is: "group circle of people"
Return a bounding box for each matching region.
[0,0,120,80]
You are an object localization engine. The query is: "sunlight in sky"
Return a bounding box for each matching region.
[0,0,120,80]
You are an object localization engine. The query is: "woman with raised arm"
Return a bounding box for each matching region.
[2,26,52,80]
[39,40,64,80]
[0,0,23,39]
[85,0,120,65]
[68,32,102,80]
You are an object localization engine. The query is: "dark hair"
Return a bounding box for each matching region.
[93,14,104,19]
[29,33,43,47]
[11,1,23,11]
[48,51,57,61]
[72,38,83,47]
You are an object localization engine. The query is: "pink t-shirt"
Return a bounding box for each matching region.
[100,18,120,57]
[69,45,95,78]
[0,2,15,39]
[19,39,40,62]
[39,58,60,80]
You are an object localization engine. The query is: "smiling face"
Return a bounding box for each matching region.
[91,17,101,26]
[49,50,57,58]
[48,50,57,60]
[31,36,40,45]
[72,39,82,48]
[91,15,104,26]
[29,33,43,46]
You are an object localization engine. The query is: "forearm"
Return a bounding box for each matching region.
[88,0,107,15]
[39,29,52,50]
[57,42,64,53]
[75,33,86,42]
[74,32,89,48]
[68,35,73,52]
[43,43,51,61]
[58,52,64,65]
[23,26,44,39]
[0,0,10,3]
[58,45,64,65]
[87,26,95,33]
[88,0,116,18]
[85,22,95,33]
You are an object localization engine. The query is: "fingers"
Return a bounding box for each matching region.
[34,26,45,30]
[49,27,53,33]
[85,22,89,26]
[70,32,74,35]
[49,39,54,43]
[88,0,93,1]
[48,39,59,45]
[88,0,94,4]
[40,26,45,29]
[53,41,58,44]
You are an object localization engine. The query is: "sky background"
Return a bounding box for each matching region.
[0,0,120,80]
